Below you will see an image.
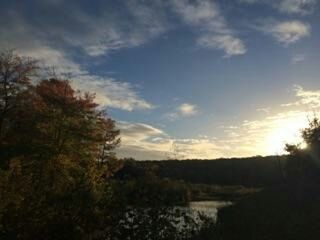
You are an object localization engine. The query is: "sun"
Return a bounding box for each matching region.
[265,113,308,155]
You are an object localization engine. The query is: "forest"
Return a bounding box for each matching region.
[138,156,286,187]
[1,51,320,240]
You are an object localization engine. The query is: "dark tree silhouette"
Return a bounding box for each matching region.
[285,117,320,184]
[0,51,38,143]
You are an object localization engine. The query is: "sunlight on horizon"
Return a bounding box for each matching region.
[265,113,308,155]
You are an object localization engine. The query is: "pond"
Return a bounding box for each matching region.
[115,200,233,239]
[187,200,232,222]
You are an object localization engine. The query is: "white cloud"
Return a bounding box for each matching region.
[198,35,246,57]
[164,112,180,121]
[172,0,220,25]
[276,0,317,14]
[116,121,171,160]
[17,47,85,76]
[291,54,306,64]
[116,121,227,160]
[0,5,154,111]
[178,103,198,116]
[172,0,246,56]
[238,0,317,15]
[75,75,154,111]
[282,85,320,108]
[0,0,169,57]
[165,103,199,121]
[295,86,320,108]
[117,121,165,141]
[262,20,310,45]
[15,47,154,111]
[80,1,169,56]
[257,107,271,113]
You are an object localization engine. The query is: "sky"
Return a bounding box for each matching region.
[1,0,320,160]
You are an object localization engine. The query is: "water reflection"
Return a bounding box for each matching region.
[188,201,232,222]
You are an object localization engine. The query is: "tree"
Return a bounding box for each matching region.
[285,117,320,184]
[0,51,38,143]
[301,117,320,159]
[0,52,121,238]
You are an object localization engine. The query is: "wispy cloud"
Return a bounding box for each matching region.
[81,0,169,56]
[282,85,320,109]
[116,121,228,160]
[0,1,156,111]
[0,0,169,57]
[28,47,154,111]
[116,121,171,160]
[239,0,317,15]
[178,103,198,116]
[260,20,310,45]
[198,35,246,57]
[66,67,153,112]
[14,47,154,111]
[257,107,271,113]
[172,0,246,57]
[165,103,199,121]
[118,121,166,141]
[291,54,306,64]
[75,75,154,111]
[275,0,317,15]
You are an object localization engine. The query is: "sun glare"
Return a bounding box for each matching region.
[265,113,308,155]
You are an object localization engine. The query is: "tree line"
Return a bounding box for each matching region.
[132,156,286,187]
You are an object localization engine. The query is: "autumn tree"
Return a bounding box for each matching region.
[0,52,121,239]
[0,51,38,144]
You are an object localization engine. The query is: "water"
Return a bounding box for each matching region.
[188,200,232,222]
[117,200,232,238]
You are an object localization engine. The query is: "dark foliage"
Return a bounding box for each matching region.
[132,156,286,187]
[113,159,191,206]
[215,117,320,240]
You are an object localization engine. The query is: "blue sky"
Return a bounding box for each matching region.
[1,0,320,159]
